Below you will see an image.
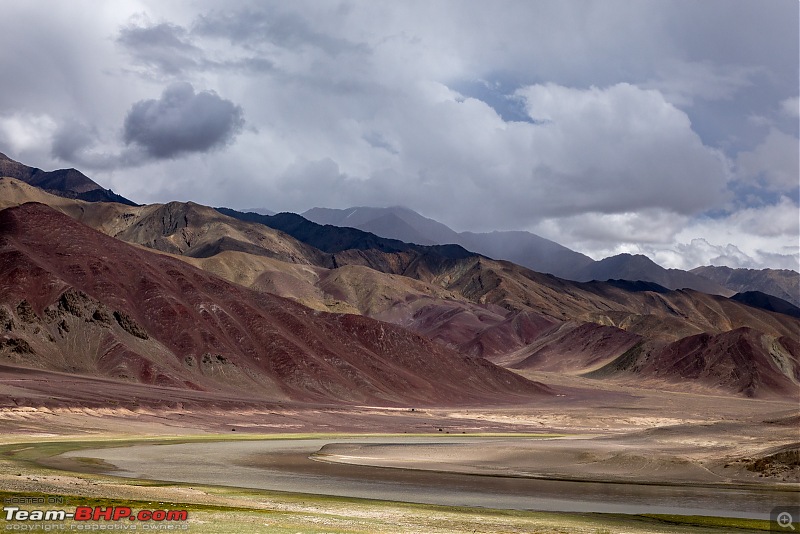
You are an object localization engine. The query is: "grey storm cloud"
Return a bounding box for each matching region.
[123,82,245,159]
[0,0,796,270]
[51,119,97,163]
[192,8,367,56]
[117,20,275,76]
[117,22,201,75]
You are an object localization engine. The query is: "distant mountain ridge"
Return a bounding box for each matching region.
[1,147,791,306]
[730,291,800,319]
[217,207,476,274]
[572,253,734,297]
[242,207,276,216]
[691,265,799,307]
[0,152,136,205]
[302,206,595,277]
[301,206,736,297]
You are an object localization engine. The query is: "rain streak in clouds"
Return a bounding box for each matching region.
[0,1,796,271]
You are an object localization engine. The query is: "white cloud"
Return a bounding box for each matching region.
[735,128,800,190]
[246,81,731,231]
[643,60,760,107]
[715,195,800,238]
[511,83,729,216]
[532,198,799,271]
[660,198,799,270]
[0,113,58,155]
[781,96,799,118]
[658,239,758,270]
[533,209,688,250]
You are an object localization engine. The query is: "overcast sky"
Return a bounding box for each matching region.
[0,1,797,271]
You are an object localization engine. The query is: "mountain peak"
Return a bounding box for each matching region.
[574,252,734,296]
[692,265,800,307]
[0,151,136,206]
[303,205,597,276]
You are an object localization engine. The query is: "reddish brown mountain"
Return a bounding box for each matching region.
[0,203,548,406]
[587,327,799,398]
[377,302,561,360]
[507,322,642,373]
[1,179,798,399]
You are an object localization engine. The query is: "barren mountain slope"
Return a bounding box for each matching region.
[412,255,799,338]
[8,177,792,342]
[0,203,548,405]
[3,179,798,398]
[502,322,642,373]
[114,201,331,265]
[317,264,461,316]
[730,291,800,318]
[692,265,800,307]
[0,153,135,205]
[302,206,595,276]
[0,178,332,266]
[573,253,734,296]
[587,327,799,398]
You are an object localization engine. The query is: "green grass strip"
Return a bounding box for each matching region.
[642,513,771,531]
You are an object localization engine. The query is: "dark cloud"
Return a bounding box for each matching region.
[193,8,366,56]
[117,22,202,75]
[50,119,143,170]
[51,119,97,163]
[116,20,275,77]
[123,82,244,159]
[115,8,366,80]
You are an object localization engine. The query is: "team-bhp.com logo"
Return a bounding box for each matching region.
[4,506,188,530]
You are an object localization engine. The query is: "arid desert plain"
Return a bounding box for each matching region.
[2,365,798,533]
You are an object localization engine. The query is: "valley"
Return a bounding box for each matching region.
[1,379,796,532]
[0,153,798,533]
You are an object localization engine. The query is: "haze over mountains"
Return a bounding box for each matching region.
[303,206,596,278]
[1,153,798,404]
[691,265,800,307]
[0,147,794,301]
[301,206,796,302]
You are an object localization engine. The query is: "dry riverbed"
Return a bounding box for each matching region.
[0,376,797,533]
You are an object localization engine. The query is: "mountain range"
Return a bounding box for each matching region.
[691,265,800,307]
[0,152,798,404]
[303,206,596,278]
[0,200,544,405]
[301,206,796,302]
